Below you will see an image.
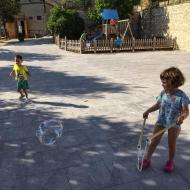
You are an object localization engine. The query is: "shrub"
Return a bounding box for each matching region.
[48,6,85,39]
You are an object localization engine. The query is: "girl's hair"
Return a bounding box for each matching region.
[15,54,23,60]
[160,67,185,87]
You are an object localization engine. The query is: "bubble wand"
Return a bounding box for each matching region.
[137,119,174,171]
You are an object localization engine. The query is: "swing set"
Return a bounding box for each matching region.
[101,9,134,40]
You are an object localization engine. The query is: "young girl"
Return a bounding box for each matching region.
[142,67,189,172]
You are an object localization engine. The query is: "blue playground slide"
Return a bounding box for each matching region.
[88,32,104,41]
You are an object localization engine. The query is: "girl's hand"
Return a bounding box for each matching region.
[176,115,185,125]
[143,111,149,119]
[176,105,189,125]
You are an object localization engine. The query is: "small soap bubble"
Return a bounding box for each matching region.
[36,119,63,146]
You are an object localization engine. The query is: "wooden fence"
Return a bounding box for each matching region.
[55,36,177,54]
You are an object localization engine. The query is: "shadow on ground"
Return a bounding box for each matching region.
[2,37,54,47]
[0,101,190,190]
[0,48,61,62]
[0,66,127,97]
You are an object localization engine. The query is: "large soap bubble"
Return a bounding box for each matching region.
[36,119,63,146]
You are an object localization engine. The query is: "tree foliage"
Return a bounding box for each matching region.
[88,0,134,22]
[0,0,20,38]
[0,0,20,24]
[47,6,85,39]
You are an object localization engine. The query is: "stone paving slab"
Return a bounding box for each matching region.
[0,37,190,190]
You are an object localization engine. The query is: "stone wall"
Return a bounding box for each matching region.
[140,2,190,50]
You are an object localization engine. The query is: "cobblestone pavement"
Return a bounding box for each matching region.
[0,37,190,190]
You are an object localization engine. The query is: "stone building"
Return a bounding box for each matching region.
[6,0,96,38]
[132,0,190,50]
[7,0,61,38]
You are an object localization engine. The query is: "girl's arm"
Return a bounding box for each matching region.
[143,101,160,119]
[176,105,189,125]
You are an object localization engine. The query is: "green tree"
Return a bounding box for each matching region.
[88,0,134,22]
[0,0,20,38]
[47,6,85,39]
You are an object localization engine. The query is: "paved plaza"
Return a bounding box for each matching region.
[0,38,190,190]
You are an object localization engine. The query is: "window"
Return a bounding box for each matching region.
[29,16,33,20]
[37,16,42,20]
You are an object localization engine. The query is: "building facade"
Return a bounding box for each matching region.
[6,0,96,38]
[7,0,61,38]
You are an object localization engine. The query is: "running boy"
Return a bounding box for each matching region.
[10,55,31,100]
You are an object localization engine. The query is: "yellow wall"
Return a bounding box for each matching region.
[141,2,190,50]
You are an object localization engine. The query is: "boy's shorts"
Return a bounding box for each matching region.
[17,80,29,91]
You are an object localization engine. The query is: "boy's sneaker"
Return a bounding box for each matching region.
[141,159,151,169]
[25,99,31,103]
[19,95,25,100]
[164,160,174,173]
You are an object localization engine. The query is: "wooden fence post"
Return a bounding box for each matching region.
[58,34,61,48]
[153,36,156,50]
[65,36,67,51]
[94,40,97,54]
[132,38,135,52]
[80,40,84,54]
[110,38,114,53]
[173,37,177,50]
[58,36,59,46]
[55,35,58,45]
[53,35,55,43]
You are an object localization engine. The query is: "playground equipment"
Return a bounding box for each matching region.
[117,19,134,39]
[101,9,133,40]
[110,19,117,26]
[88,32,104,41]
